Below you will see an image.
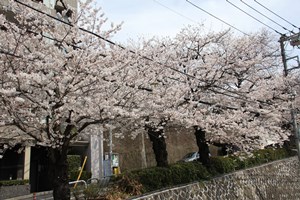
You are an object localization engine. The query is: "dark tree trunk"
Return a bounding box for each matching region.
[48,147,70,200]
[147,128,168,167]
[47,123,74,200]
[194,127,210,166]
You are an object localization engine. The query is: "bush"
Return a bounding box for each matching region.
[114,175,143,196]
[220,147,291,172]
[169,162,210,185]
[120,161,210,192]
[67,155,91,181]
[69,170,92,181]
[210,156,236,175]
[0,179,29,186]
[252,148,289,163]
[111,147,292,196]
[83,183,105,199]
[68,155,81,172]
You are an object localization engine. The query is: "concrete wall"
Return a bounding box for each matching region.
[103,126,200,172]
[131,157,300,200]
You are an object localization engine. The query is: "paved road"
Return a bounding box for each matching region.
[5,191,53,200]
[6,191,81,200]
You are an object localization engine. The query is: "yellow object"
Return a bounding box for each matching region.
[113,167,120,175]
[74,156,87,188]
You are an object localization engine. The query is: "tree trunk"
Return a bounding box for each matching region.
[48,147,70,200]
[194,127,210,166]
[147,129,168,167]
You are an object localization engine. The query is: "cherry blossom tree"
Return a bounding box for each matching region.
[0,1,295,199]
[122,38,195,167]
[0,0,153,199]
[166,27,292,164]
[114,27,292,167]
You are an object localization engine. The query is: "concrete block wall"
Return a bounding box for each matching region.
[131,157,300,200]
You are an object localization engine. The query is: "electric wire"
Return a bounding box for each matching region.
[253,0,298,29]
[226,0,283,35]
[13,0,281,104]
[13,0,132,52]
[8,0,277,105]
[185,0,249,36]
[9,0,215,87]
[152,0,198,24]
[240,0,292,33]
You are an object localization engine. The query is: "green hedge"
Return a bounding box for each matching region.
[210,147,292,175]
[0,179,29,186]
[210,156,236,174]
[120,161,210,192]
[115,147,293,193]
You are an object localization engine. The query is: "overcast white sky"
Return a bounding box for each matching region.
[95,0,299,43]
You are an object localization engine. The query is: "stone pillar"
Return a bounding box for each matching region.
[23,147,31,180]
[89,134,104,179]
[141,132,147,168]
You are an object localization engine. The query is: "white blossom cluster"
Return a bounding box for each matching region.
[0,0,296,153]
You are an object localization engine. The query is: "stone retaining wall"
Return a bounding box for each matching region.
[131,157,300,200]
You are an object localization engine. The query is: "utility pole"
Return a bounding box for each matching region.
[291,100,300,161]
[279,32,300,76]
[279,35,288,77]
[279,32,300,161]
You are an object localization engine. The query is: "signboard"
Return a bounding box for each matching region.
[111,153,119,167]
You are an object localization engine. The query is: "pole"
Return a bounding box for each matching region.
[109,126,113,175]
[291,100,300,161]
[279,35,288,76]
[141,132,147,168]
[279,35,300,160]
[74,156,88,188]
[99,130,104,178]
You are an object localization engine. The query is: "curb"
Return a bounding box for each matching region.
[5,190,53,200]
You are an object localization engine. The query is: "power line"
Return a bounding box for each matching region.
[8,1,214,83]
[240,0,292,33]
[185,0,249,36]
[152,0,198,24]
[226,0,283,35]
[254,0,299,29]
[13,0,130,51]
[9,0,275,105]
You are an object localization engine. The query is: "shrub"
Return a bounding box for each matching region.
[227,147,291,171]
[83,183,104,199]
[114,175,143,196]
[110,147,292,197]
[67,155,81,172]
[120,161,210,192]
[210,156,236,175]
[0,179,29,186]
[67,155,91,181]
[252,148,289,163]
[169,162,210,185]
[69,170,92,181]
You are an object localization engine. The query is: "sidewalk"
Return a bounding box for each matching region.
[5,191,53,200]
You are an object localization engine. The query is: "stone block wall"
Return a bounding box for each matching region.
[131,157,300,200]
